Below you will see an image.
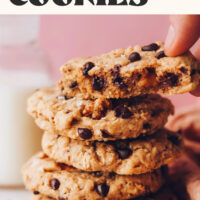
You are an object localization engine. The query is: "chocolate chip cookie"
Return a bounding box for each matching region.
[23,152,165,200]
[42,129,182,175]
[31,185,178,200]
[28,88,174,141]
[58,41,200,99]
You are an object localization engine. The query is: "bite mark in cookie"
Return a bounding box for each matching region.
[58,41,200,98]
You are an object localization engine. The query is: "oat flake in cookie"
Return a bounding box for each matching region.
[42,129,182,175]
[27,88,174,141]
[58,41,200,99]
[22,152,165,200]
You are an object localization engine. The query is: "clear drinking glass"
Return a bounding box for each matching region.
[0,15,52,186]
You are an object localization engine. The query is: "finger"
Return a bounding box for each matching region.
[192,38,200,61]
[165,15,200,56]
[190,39,200,96]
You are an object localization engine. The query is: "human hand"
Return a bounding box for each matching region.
[164,15,200,96]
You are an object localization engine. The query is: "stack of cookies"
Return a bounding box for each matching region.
[23,42,200,200]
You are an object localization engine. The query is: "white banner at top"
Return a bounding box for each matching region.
[0,0,200,14]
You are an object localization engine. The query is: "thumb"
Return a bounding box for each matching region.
[165,15,200,56]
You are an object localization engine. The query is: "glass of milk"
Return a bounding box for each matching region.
[0,16,52,186]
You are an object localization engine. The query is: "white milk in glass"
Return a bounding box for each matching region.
[0,16,52,186]
[0,71,51,186]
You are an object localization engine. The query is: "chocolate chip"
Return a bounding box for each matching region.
[59,198,65,200]
[114,139,130,149]
[95,183,109,197]
[92,142,97,152]
[92,76,104,91]
[78,128,92,139]
[115,106,133,119]
[33,191,40,195]
[117,148,132,159]
[112,74,126,88]
[109,99,119,109]
[108,172,116,178]
[128,52,141,62]
[156,51,166,59]
[136,73,142,81]
[167,134,180,146]
[56,162,68,170]
[160,73,179,87]
[142,43,159,51]
[143,123,151,129]
[83,62,95,76]
[110,65,121,77]
[190,69,196,76]
[111,65,126,89]
[49,178,60,190]
[69,81,78,88]
[179,67,188,75]
[167,73,179,86]
[146,67,155,74]
[124,98,135,106]
[101,130,112,138]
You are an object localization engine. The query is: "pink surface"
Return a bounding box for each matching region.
[39,15,199,109]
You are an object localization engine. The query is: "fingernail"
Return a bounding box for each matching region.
[165,25,175,49]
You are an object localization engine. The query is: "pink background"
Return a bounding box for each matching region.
[39,15,199,109]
